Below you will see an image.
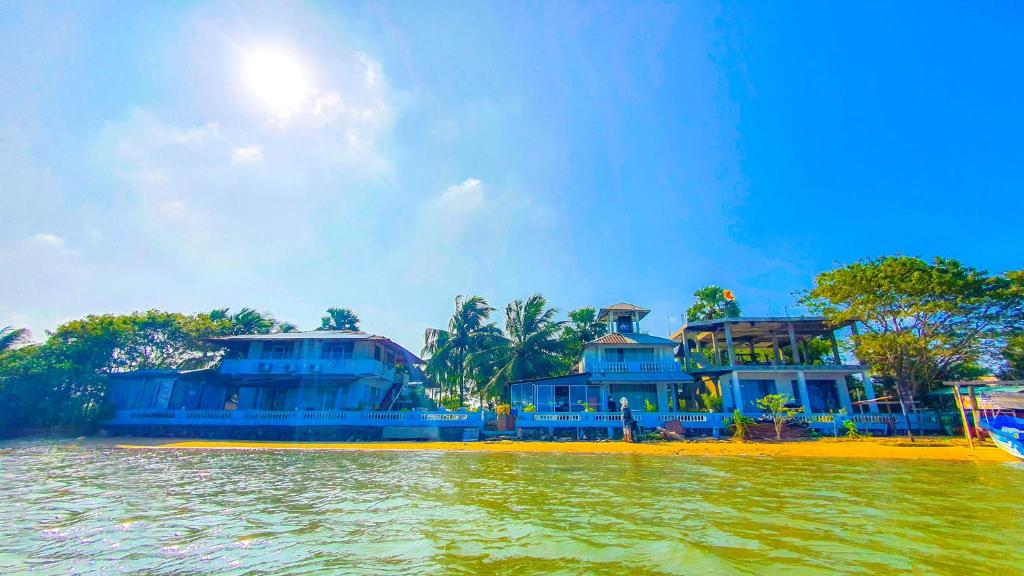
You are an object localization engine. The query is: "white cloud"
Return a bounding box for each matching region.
[27,233,66,250]
[232,145,264,165]
[436,178,485,217]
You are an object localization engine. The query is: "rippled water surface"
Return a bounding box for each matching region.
[1,440,1022,575]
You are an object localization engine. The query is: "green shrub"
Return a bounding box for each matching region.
[644,398,658,412]
[729,409,755,441]
[522,403,536,413]
[700,392,723,413]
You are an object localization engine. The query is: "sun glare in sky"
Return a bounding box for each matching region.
[243,46,311,117]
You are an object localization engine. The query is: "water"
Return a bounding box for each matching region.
[1,440,1022,575]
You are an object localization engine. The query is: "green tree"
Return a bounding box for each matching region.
[755,393,799,440]
[319,307,360,331]
[686,285,741,322]
[422,295,502,405]
[0,326,30,352]
[801,256,1024,397]
[558,307,608,368]
[479,294,566,399]
[999,333,1024,379]
[209,307,279,335]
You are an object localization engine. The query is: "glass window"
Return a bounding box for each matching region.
[374,345,382,361]
[261,343,293,359]
[605,348,625,362]
[569,386,588,412]
[322,343,354,360]
[554,385,571,412]
[535,386,553,412]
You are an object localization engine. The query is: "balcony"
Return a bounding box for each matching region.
[220,358,395,380]
[584,361,689,382]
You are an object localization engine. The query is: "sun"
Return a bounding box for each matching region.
[243,46,311,117]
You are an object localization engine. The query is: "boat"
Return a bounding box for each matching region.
[980,415,1024,461]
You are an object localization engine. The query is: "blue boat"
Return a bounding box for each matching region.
[981,415,1024,461]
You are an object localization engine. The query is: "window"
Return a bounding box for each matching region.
[535,386,554,412]
[322,342,354,360]
[554,385,571,412]
[374,345,382,361]
[385,350,396,368]
[261,342,293,359]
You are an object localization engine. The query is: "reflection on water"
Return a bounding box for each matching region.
[1,440,1022,575]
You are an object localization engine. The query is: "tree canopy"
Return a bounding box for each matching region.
[422,295,502,404]
[558,307,608,368]
[480,294,566,396]
[801,256,1024,395]
[320,307,360,331]
[686,285,741,322]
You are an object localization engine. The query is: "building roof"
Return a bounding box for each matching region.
[587,332,678,346]
[208,330,424,364]
[673,316,854,342]
[597,303,651,321]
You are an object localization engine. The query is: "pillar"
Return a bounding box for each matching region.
[711,336,721,366]
[656,383,668,412]
[730,372,743,413]
[830,331,842,365]
[836,377,853,413]
[723,323,737,367]
[796,370,811,413]
[771,333,781,366]
[862,373,878,413]
[787,323,802,365]
[682,331,692,371]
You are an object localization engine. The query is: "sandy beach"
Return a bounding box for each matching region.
[115,437,1017,462]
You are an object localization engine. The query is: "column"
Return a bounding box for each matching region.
[830,331,842,365]
[730,372,743,413]
[671,383,680,412]
[711,336,721,365]
[656,383,668,412]
[771,333,781,366]
[787,323,802,365]
[862,373,879,413]
[682,332,692,371]
[796,370,811,414]
[723,323,737,367]
[836,377,853,413]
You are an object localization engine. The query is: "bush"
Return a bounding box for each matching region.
[644,398,658,412]
[522,403,536,413]
[842,419,864,438]
[755,394,799,440]
[700,392,723,413]
[729,409,755,441]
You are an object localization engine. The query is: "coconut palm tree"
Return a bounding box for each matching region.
[209,308,277,335]
[423,295,502,404]
[0,326,29,352]
[480,294,566,398]
[319,307,360,331]
[276,321,299,333]
[686,285,741,322]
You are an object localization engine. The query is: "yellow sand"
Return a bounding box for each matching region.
[116,438,1016,462]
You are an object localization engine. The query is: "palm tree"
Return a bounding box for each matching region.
[276,321,299,333]
[686,285,741,322]
[209,308,277,335]
[559,307,608,367]
[423,295,502,404]
[480,294,566,399]
[320,307,360,331]
[0,326,30,352]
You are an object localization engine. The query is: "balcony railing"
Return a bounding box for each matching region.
[586,361,682,373]
[108,409,474,428]
[220,358,395,379]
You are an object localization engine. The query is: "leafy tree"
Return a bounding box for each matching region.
[209,307,279,335]
[0,326,30,352]
[423,295,501,405]
[755,393,799,440]
[478,294,566,398]
[686,285,741,322]
[999,333,1024,379]
[801,256,1024,397]
[558,307,608,368]
[319,307,360,331]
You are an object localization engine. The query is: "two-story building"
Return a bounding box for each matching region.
[509,303,693,414]
[674,317,877,415]
[102,331,472,440]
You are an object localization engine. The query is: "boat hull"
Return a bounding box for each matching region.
[981,416,1024,461]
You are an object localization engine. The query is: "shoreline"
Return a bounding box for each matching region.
[114,437,1018,462]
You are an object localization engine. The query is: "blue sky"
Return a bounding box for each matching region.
[2,1,1022,350]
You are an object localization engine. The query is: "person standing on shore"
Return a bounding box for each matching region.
[620,397,639,442]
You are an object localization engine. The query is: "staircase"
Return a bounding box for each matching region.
[377,380,405,411]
